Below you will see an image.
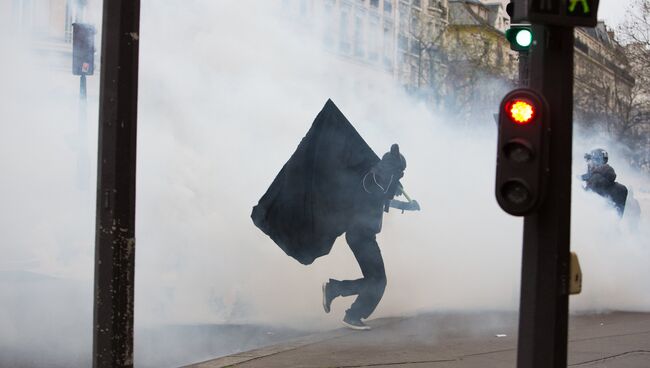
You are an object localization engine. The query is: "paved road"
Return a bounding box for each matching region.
[189,311,650,368]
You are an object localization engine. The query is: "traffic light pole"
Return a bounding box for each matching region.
[518,52,529,87]
[92,0,140,367]
[78,74,88,190]
[81,74,87,100]
[516,25,574,368]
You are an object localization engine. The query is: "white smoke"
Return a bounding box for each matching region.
[0,21,97,368]
[132,1,520,329]
[571,136,650,312]
[134,1,650,326]
[1,0,649,367]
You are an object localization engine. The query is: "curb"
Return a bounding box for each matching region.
[184,317,404,368]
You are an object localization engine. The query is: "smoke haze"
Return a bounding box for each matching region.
[1,1,649,367]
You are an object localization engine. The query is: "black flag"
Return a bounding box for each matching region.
[251,100,380,265]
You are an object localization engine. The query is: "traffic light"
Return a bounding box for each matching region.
[506,25,533,52]
[495,88,550,216]
[509,0,600,27]
[72,23,95,76]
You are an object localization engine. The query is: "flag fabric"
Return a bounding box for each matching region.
[251,100,380,265]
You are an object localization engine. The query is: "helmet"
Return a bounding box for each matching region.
[584,148,608,165]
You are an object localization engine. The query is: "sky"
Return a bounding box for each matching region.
[599,0,634,27]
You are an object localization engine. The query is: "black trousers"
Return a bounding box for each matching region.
[329,226,387,320]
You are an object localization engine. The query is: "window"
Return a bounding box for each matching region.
[371,0,379,7]
[383,25,394,68]
[411,13,420,32]
[384,0,392,14]
[398,34,408,51]
[410,64,418,85]
[399,3,408,32]
[323,0,336,47]
[340,6,351,53]
[354,14,365,57]
[410,38,420,54]
[369,17,380,61]
[412,0,421,8]
[64,0,73,42]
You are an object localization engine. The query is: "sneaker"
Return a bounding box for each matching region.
[322,281,335,313]
[342,315,371,331]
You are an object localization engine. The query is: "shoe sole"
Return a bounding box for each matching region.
[342,320,371,331]
[322,282,330,313]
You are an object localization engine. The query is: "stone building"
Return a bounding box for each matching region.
[444,0,518,118]
[281,0,449,94]
[443,1,639,130]
[394,0,449,93]
[9,0,639,140]
[574,23,636,132]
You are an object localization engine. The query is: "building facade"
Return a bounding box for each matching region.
[281,0,449,93]
[9,0,640,142]
[574,23,636,130]
[0,0,92,70]
[444,0,518,118]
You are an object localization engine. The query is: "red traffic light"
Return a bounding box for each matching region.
[496,88,549,216]
[506,99,536,125]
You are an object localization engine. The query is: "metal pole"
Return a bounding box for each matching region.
[516,24,574,368]
[518,52,529,87]
[78,74,88,190]
[92,0,140,367]
[80,74,87,100]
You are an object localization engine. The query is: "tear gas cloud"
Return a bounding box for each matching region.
[0,27,97,367]
[1,0,649,367]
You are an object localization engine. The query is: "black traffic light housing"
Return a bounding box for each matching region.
[72,23,95,76]
[510,0,600,27]
[495,88,550,216]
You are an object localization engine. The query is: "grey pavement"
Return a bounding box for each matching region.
[187,311,650,368]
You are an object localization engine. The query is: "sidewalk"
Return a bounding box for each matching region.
[187,311,650,368]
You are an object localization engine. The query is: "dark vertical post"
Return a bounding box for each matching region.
[92,0,140,367]
[516,24,574,368]
[80,74,87,100]
[78,74,88,190]
[518,52,529,87]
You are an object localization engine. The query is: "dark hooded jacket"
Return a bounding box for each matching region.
[581,163,628,215]
[583,164,616,196]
